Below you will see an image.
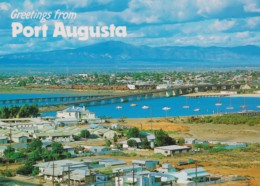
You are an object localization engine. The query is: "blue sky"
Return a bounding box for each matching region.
[0,0,260,54]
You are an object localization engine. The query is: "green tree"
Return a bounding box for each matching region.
[17,104,30,118]
[126,127,140,138]
[154,129,175,147]
[29,104,39,117]
[0,107,10,119]
[16,159,36,175]
[80,129,90,138]
[105,140,112,147]
[28,138,42,152]
[113,135,118,143]
[177,137,185,145]
[140,138,151,149]
[51,142,64,155]
[127,139,137,147]
[9,106,20,118]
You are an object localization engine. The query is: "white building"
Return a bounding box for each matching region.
[56,106,96,122]
[154,145,191,157]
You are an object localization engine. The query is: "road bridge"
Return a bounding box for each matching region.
[0,84,242,107]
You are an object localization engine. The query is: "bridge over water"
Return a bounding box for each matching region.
[0,84,241,107]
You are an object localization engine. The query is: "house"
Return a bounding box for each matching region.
[34,160,89,183]
[99,158,126,167]
[132,160,159,170]
[156,84,170,90]
[127,84,136,90]
[157,163,176,173]
[117,138,142,149]
[85,146,111,155]
[12,134,29,143]
[56,106,96,122]
[63,145,75,154]
[34,132,73,142]
[103,130,118,140]
[172,167,210,183]
[184,138,197,145]
[154,145,191,157]
[115,171,177,186]
[63,169,90,185]
[110,123,122,130]
[0,136,8,144]
[54,118,78,126]
[113,165,142,174]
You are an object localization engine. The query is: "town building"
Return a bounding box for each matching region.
[154,145,191,157]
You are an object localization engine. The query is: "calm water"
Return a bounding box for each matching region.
[0,94,259,118]
[43,96,259,118]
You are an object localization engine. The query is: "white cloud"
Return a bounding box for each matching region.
[246,17,260,28]
[244,1,260,12]
[210,19,236,31]
[197,0,230,16]
[0,2,11,11]
[23,0,34,11]
[236,31,250,38]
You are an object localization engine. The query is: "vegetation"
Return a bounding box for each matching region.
[79,129,90,138]
[187,115,260,125]
[154,129,176,147]
[127,139,137,147]
[126,127,140,138]
[105,139,112,147]
[2,139,71,176]
[0,104,39,119]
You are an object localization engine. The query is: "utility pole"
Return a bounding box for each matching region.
[51,160,57,186]
[195,160,198,186]
[67,163,71,186]
[117,170,120,186]
[132,163,135,186]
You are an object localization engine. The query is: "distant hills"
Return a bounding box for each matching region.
[0,41,259,72]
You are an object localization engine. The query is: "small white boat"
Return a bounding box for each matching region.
[130,103,137,107]
[256,105,260,108]
[182,105,190,109]
[226,106,234,110]
[240,105,248,109]
[215,102,222,106]
[116,106,122,109]
[162,107,171,111]
[142,105,149,109]
[193,108,200,112]
[215,97,222,106]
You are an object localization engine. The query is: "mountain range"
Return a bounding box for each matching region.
[0,41,259,72]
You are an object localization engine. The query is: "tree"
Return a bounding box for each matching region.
[0,107,10,119]
[80,129,90,138]
[177,137,185,145]
[113,135,118,143]
[4,146,25,162]
[140,138,151,149]
[29,104,39,117]
[17,104,30,118]
[127,139,137,147]
[28,138,42,152]
[16,159,36,175]
[126,127,140,138]
[105,140,112,147]
[9,106,20,118]
[52,142,64,154]
[154,129,175,147]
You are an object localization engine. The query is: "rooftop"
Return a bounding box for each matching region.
[155,145,191,151]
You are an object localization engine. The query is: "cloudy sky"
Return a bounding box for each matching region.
[0,0,260,54]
